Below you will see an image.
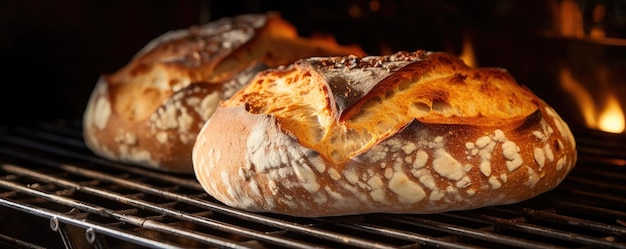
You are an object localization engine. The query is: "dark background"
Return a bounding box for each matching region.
[1,0,624,127]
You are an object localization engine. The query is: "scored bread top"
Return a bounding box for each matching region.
[106,13,364,123]
[83,13,365,173]
[196,50,576,216]
[107,14,267,123]
[224,51,540,164]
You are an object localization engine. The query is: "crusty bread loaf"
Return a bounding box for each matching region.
[83,13,364,173]
[192,50,577,217]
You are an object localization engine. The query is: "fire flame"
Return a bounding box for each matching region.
[455,1,625,133]
[560,66,625,134]
[552,0,624,133]
[598,96,625,133]
[458,32,477,68]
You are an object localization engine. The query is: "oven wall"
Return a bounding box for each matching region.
[2,0,624,130]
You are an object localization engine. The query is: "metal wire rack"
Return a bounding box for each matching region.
[0,120,625,248]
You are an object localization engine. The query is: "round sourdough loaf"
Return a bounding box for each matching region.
[192,50,577,217]
[83,13,364,173]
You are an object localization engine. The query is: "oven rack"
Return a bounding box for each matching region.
[0,120,625,249]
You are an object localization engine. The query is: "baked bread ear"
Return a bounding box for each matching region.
[192,50,577,217]
[83,13,364,173]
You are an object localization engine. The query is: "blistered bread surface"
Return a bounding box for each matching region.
[83,13,365,173]
[193,51,576,216]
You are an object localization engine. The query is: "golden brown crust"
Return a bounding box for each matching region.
[193,50,577,216]
[83,13,365,173]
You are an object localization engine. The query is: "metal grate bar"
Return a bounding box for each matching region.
[568,164,626,184]
[547,200,626,220]
[0,134,202,190]
[0,132,403,248]
[555,187,626,207]
[379,215,565,249]
[0,197,180,249]
[0,174,252,249]
[522,208,626,237]
[0,163,328,249]
[0,232,47,249]
[443,209,626,248]
[1,122,626,248]
[45,162,400,249]
[14,126,87,149]
[573,127,626,161]
[320,216,482,249]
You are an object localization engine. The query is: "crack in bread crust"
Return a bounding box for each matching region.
[83,13,365,173]
[225,51,539,164]
[193,50,577,217]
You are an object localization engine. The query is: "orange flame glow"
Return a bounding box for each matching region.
[552,0,624,133]
[458,32,477,68]
[598,96,625,133]
[560,66,625,133]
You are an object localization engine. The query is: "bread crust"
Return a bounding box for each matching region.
[83,13,364,173]
[192,51,577,216]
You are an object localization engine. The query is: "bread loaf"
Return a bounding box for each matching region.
[192,50,577,217]
[83,13,364,173]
